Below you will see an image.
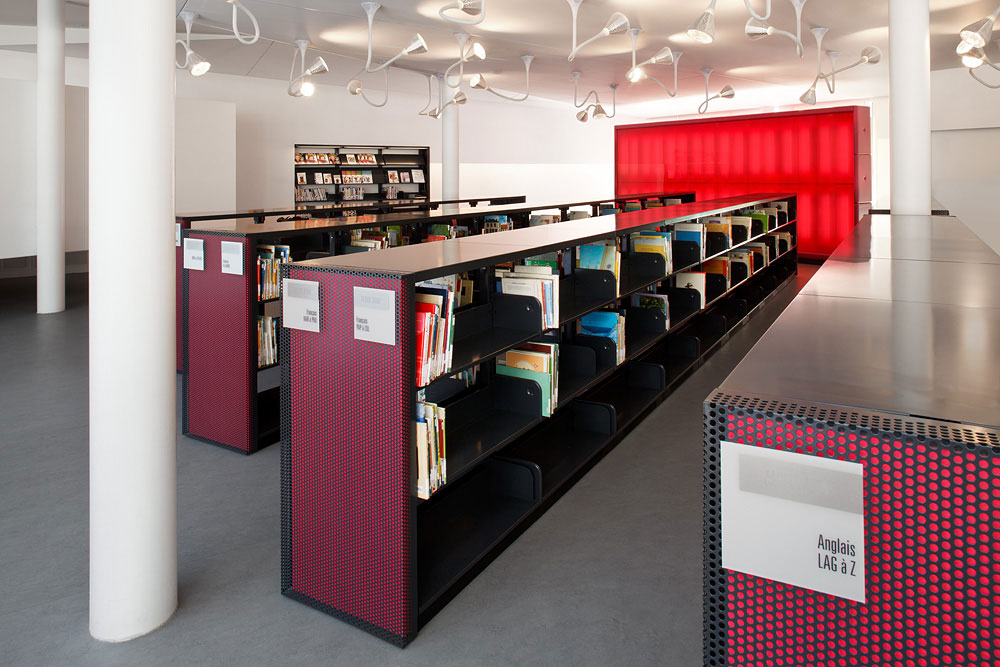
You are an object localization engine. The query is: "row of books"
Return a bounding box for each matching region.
[258,245,290,300]
[387,169,425,184]
[257,316,279,368]
[415,276,458,387]
[577,239,622,294]
[342,187,366,201]
[496,265,561,330]
[295,187,328,203]
[415,399,446,500]
[294,152,378,165]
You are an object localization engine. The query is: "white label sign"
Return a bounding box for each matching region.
[175,222,182,247]
[721,441,866,603]
[353,286,396,346]
[183,238,204,271]
[220,241,244,276]
[283,278,320,333]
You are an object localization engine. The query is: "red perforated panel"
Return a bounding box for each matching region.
[615,107,870,259]
[283,266,413,644]
[704,400,1000,666]
[184,233,254,452]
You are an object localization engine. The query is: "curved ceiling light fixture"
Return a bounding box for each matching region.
[176,11,211,76]
[428,91,468,118]
[288,40,329,97]
[360,2,428,73]
[959,6,1000,48]
[572,72,617,122]
[625,28,683,97]
[443,32,487,86]
[347,66,390,106]
[224,0,260,45]
[799,28,880,104]
[417,74,437,115]
[698,67,735,114]
[744,0,772,21]
[439,0,486,26]
[744,0,806,57]
[565,0,630,62]
[688,0,717,44]
[469,55,534,101]
[959,46,1000,87]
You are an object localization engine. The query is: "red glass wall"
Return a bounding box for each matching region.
[615,106,871,259]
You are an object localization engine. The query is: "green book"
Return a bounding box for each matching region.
[495,365,553,417]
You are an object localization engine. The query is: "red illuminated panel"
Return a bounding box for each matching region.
[722,414,999,666]
[284,267,413,643]
[615,107,870,259]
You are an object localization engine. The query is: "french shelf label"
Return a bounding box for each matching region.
[721,440,866,603]
[353,286,396,346]
[183,238,204,271]
[175,222,181,247]
[220,241,244,276]
[283,278,320,333]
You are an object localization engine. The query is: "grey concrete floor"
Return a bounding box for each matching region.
[0,265,816,667]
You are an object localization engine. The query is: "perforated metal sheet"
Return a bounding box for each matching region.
[703,391,1000,666]
[281,264,415,646]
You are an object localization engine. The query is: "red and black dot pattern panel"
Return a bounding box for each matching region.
[281,265,414,646]
[183,232,254,453]
[703,392,1000,667]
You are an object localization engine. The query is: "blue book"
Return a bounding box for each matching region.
[580,311,619,344]
[577,244,606,270]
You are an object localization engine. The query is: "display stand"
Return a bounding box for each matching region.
[280,193,797,644]
[703,213,1000,666]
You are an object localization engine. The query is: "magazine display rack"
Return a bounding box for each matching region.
[294,144,431,204]
[279,193,798,644]
[182,191,697,453]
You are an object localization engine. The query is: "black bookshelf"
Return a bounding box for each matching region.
[294,143,430,205]
[279,193,798,644]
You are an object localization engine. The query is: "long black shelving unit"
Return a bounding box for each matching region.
[279,193,797,644]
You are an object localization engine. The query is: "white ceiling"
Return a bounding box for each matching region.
[0,0,997,110]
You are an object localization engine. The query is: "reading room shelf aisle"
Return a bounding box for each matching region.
[182,192,695,453]
[279,193,798,644]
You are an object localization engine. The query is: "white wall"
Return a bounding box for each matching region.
[0,78,36,259]
[175,98,237,214]
[929,67,1000,253]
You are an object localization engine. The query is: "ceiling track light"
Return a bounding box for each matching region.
[959,45,1000,87]
[626,28,682,97]
[698,67,735,114]
[288,40,329,97]
[688,0,717,44]
[956,5,1000,88]
[744,0,806,57]
[469,55,534,102]
[444,32,487,87]
[439,0,485,26]
[571,72,616,122]
[565,0,630,62]
[224,0,260,45]
[361,2,428,74]
[799,27,880,104]
[176,12,212,76]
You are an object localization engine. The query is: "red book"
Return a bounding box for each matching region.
[415,311,431,386]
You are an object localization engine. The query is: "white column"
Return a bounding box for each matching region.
[888,0,932,215]
[441,77,459,200]
[89,0,177,642]
[36,0,65,314]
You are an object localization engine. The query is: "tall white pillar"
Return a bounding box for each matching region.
[89,0,177,642]
[36,0,65,314]
[888,0,932,215]
[441,77,460,200]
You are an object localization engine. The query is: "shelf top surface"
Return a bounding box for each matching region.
[182,190,701,236]
[719,213,1000,430]
[177,195,512,222]
[294,193,793,279]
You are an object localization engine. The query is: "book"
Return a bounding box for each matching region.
[631,232,672,275]
[294,153,305,165]
[400,171,411,183]
[387,170,400,184]
[345,154,357,164]
[498,342,558,413]
[576,240,620,294]
[296,172,307,185]
[257,244,290,300]
[675,271,707,309]
[672,222,706,260]
[744,242,769,271]
[313,172,324,185]
[304,153,318,164]
[257,316,279,368]
[327,153,340,165]
[483,215,511,234]
[499,275,553,330]
[323,173,333,185]
[631,293,669,330]
[580,310,625,365]
[496,364,554,417]
[705,217,732,250]
[412,169,425,184]
[727,251,752,283]
[730,216,752,243]
[529,214,559,226]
